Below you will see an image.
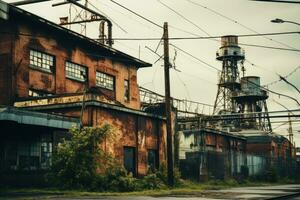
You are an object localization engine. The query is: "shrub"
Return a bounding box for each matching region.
[47,125,178,192]
[47,125,114,189]
[156,161,182,187]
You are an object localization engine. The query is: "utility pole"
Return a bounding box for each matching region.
[163,22,174,187]
[288,113,293,144]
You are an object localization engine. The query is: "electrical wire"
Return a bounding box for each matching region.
[239,42,300,52]
[87,1,127,33]
[109,0,163,28]
[95,31,300,41]
[251,0,300,4]
[170,44,220,71]
[245,79,300,106]
[156,0,211,36]
[265,65,300,86]
[184,0,299,50]
[271,98,295,115]
[94,0,162,35]
[174,69,192,102]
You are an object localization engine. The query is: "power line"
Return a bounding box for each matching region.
[271,98,296,115]
[174,69,192,102]
[98,31,300,41]
[109,0,163,28]
[185,0,299,50]
[239,42,300,52]
[156,0,211,36]
[245,79,300,106]
[265,65,300,86]
[169,25,202,37]
[251,0,300,4]
[279,75,300,95]
[87,1,127,33]
[170,44,221,72]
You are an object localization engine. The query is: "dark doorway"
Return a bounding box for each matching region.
[123,146,136,175]
[148,149,158,172]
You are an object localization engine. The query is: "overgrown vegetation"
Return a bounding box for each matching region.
[47,125,181,192]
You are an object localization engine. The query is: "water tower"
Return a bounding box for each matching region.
[213,35,245,114]
[232,76,271,130]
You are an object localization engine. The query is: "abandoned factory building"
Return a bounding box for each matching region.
[0,2,168,185]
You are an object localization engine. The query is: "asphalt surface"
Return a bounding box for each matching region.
[1,184,300,200]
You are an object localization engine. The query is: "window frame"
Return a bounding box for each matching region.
[96,71,115,91]
[65,61,88,82]
[29,49,55,73]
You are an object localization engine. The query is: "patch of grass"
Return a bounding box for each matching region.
[1,179,299,198]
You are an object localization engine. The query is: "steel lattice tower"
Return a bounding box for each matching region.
[213,36,245,115]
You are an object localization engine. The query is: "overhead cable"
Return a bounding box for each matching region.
[98,31,300,41]
[109,0,163,28]
[184,0,299,50]
[157,0,211,36]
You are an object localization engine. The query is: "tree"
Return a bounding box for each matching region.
[48,125,114,189]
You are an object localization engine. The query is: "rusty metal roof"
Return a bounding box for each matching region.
[0,106,79,129]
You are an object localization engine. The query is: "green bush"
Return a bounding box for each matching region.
[140,173,166,190]
[47,125,114,189]
[47,125,180,192]
[156,161,182,186]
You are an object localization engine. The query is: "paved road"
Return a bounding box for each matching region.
[1,184,300,200]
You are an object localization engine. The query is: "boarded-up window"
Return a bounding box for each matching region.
[124,146,136,175]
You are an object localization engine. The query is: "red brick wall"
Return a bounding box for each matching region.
[42,105,166,176]
[0,14,141,110]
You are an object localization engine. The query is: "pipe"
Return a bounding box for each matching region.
[66,0,113,46]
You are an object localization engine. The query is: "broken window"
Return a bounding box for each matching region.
[3,135,53,170]
[65,61,87,82]
[28,89,52,97]
[96,71,114,91]
[123,146,136,175]
[147,149,158,172]
[124,79,129,101]
[30,49,54,73]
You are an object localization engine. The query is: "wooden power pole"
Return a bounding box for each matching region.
[163,22,174,187]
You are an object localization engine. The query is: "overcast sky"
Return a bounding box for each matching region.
[6,0,300,145]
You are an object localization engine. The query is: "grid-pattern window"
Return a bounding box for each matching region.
[30,50,54,72]
[18,142,40,170]
[65,61,87,82]
[96,71,114,90]
[124,79,129,101]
